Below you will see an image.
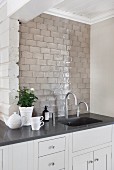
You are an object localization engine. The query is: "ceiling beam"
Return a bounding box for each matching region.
[7,0,64,22]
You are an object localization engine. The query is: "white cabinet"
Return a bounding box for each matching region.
[9,141,34,170]
[12,142,28,170]
[94,147,111,170]
[73,125,112,152]
[73,147,112,170]
[38,137,65,157]
[37,135,67,170]
[39,152,65,170]
[73,152,93,170]
[0,125,113,170]
[0,147,9,170]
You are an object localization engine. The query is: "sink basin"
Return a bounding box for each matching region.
[59,117,102,126]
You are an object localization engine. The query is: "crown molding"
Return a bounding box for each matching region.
[90,10,114,24]
[45,8,90,24]
[45,8,114,25]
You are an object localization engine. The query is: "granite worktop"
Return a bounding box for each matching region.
[0,113,114,147]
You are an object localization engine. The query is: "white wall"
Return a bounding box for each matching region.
[90,18,114,117]
[0,4,19,120]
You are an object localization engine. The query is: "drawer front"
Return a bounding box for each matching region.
[39,152,65,170]
[73,125,112,152]
[0,150,2,170]
[39,137,65,157]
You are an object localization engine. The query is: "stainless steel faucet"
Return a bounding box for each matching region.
[77,102,89,117]
[65,92,77,119]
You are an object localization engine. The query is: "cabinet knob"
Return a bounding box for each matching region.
[88,160,93,164]
[48,162,55,166]
[94,158,99,162]
[49,145,55,149]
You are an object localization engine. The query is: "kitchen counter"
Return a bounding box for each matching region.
[0,113,114,147]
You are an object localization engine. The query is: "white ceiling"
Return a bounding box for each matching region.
[0,0,114,24]
[46,0,114,24]
[0,0,6,8]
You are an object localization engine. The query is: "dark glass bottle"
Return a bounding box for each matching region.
[42,106,49,121]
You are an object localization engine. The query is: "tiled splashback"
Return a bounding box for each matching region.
[19,13,90,116]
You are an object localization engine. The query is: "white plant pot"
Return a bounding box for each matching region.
[19,106,34,126]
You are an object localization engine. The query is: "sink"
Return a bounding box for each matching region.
[59,117,102,126]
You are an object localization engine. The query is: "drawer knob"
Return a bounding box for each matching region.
[49,145,55,149]
[88,160,93,164]
[48,162,55,166]
[94,158,99,162]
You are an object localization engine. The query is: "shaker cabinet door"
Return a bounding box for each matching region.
[94,147,112,170]
[73,152,93,170]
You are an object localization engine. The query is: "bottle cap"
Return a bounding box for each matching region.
[44,106,48,111]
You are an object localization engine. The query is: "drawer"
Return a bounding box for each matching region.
[39,137,65,157]
[73,125,112,152]
[39,152,65,170]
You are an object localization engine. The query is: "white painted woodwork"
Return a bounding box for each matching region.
[0,126,113,170]
[45,9,90,25]
[1,0,114,24]
[73,152,93,170]
[73,125,112,152]
[3,147,9,170]
[0,4,7,23]
[0,147,9,170]
[33,140,39,170]
[11,141,34,170]
[94,147,112,170]
[7,0,30,16]
[38,137,65,157]
[28,141,34,170]
[39,151,65,170]
[47,0,114,24]
[34,134,69,170]
[0,150,2,170]
[73,147,112,170]
[12,142,28,170]
[72,143,112,159]
[0,0,6,8]
[7,0,64,22]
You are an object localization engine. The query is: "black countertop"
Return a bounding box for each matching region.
[0,113,114,147]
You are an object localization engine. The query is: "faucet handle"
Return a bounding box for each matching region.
[76,101,89,117]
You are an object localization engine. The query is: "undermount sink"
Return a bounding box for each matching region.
[59,117,102,127]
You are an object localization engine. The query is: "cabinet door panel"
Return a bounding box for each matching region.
[11,141,34,170]
[73,152,93,170]
[94,147,111,170]
[12,142,28,170]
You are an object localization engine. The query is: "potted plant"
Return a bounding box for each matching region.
[16,87,38,126]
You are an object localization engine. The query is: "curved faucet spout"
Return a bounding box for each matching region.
[77,102,89,117]
[65,92,77,119]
